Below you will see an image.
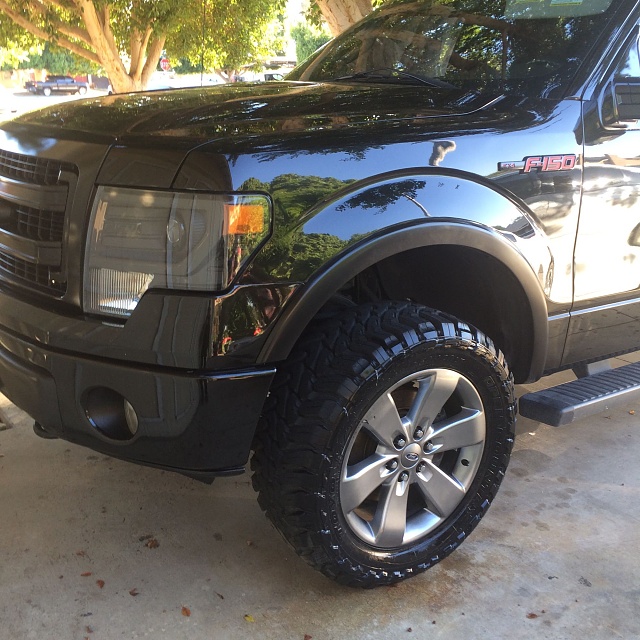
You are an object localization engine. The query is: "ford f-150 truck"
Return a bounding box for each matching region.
[1,0,639,587]
[25,75,90,97]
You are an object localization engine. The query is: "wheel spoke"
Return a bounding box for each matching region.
[362,392,407,448]
[371,477,410,547]
[416,461,466,518]
[341,454,395,514]
[407,370,460,430]
[429,408,485,453]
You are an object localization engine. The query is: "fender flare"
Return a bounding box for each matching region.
[258,220,549,382]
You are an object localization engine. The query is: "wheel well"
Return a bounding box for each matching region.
[324,245,534,382]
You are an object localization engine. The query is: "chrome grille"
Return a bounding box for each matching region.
[0,148,75,296]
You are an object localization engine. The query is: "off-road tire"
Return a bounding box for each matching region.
[251,301,516,587]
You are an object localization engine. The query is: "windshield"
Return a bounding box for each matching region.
[288,0,619,97]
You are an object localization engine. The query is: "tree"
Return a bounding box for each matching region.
[170,3,286,81]
[0,0,286,92]
[291,24,330,64]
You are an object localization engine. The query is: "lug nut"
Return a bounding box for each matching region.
[417,462,426,473]
[387,460,399,471]
[414,428,424,440]
[424,441,434,453]
[394,436,406,449]
[399,472,409,482]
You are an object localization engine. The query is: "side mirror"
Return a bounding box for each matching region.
[614,79,640,120]
[600,77,640,128]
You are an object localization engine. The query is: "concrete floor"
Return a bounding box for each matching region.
[1,358,639,640]
[0,87,106,121]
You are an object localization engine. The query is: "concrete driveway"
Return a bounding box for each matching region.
[0,354,639,640]
[0,87,110,121]
[0,74,218,121]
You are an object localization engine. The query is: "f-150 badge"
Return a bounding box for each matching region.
[498,154,577,173]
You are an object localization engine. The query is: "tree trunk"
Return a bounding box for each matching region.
[315,0,373,37]
[74,0,153,92]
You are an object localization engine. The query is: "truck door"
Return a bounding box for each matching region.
[565,27,640,364]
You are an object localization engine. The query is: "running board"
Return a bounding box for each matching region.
[519,361,640,426]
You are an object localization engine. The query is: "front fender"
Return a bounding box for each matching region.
[255,171,551,380]
[249,169,553,292]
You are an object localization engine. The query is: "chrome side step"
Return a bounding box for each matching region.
[519,361,640,426]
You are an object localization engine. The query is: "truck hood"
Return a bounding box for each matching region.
[12,81,501,146]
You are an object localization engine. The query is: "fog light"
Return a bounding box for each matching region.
[83,387,139,441]
[124,399,139,436]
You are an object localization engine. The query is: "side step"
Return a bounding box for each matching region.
[519,361,640,426]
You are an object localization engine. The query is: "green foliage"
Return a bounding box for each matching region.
[305,2,326,30]
[0,36,41,70]
[0,0,288,83]
[16,43,99,75]
[291,24,331,63]
[171,58,204,74]
[269,173,352,226]
[164,0,287,73]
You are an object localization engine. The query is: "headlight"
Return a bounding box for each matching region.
[83,186,270,318]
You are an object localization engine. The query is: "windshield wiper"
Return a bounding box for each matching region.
[332,68,458,90]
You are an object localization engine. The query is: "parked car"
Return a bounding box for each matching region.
[26,75,89,96]
[1,0,639,588]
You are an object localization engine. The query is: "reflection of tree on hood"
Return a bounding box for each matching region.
[242,173,357,281]
[336,179,427,213]
[242,173,355,225]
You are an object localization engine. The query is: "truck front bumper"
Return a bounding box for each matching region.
[0,324,275,481]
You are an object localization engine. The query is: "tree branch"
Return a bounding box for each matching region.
[38,0,75,12]
[130,30,143,78]
[74,0,126,76]
[0,0,100,63]
[140,36,165,86]
[130,25,155,79]
[20,0,93,46]
[102,5,109,30]
[138,27,153,73]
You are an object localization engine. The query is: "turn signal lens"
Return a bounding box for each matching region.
[226,204,266,235]
[83,187,271,318]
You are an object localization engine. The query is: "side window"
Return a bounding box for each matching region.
[616,32,640,78]
[600,28,640,127]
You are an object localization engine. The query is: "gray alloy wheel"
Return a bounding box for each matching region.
[341,368,486,548]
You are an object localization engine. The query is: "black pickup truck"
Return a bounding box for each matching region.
[25,75,89,96]
[0,0,638,587]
